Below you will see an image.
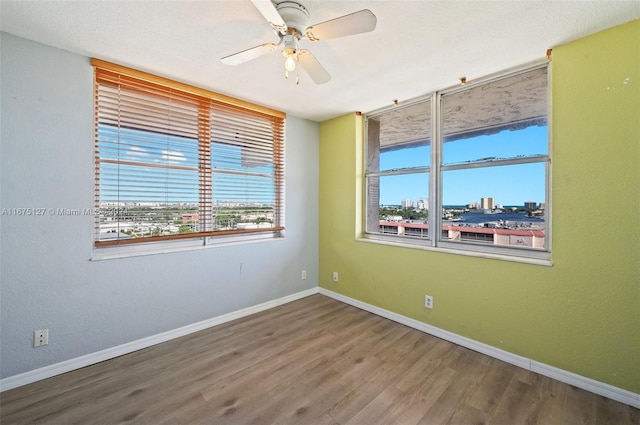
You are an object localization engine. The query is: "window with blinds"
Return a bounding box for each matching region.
[93,59,285,247]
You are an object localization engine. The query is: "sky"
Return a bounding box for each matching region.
[378,125,548,206]
[100,123,547,208]
[98,126,276,205]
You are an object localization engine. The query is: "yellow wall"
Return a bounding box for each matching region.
[319,19,639,393]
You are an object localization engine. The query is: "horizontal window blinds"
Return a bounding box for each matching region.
[93,59,285,247]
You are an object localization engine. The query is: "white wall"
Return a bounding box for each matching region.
[0,32,319,379]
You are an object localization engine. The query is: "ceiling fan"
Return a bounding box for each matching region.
[221,0,377,84]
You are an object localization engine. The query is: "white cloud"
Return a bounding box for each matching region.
[126,146,148,158]
[161,150,186,164]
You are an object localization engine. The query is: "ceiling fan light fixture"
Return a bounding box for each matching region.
[284,54,297,72]
[282,32,299,74]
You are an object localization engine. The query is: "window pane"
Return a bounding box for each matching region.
[98,128,200,168]
[98,164,200,240]
[442,125,547,166]
[211,141,274,175]
[96,124,201,242]
[380,145,430,171]
[367,100,431,173]
[442,163,546,249]
[211,173,276,231]
[210,136,278,231]
[367,173,429,238]
[442,67,547,165]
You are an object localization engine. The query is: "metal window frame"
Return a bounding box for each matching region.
[363,60,551,263]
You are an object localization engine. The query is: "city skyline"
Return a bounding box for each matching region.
[384,196,542,209]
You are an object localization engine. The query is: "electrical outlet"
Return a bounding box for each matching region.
[301,270,307,280]
[332,272,339,282]
[424,295,433,309]
[34,329,49,347]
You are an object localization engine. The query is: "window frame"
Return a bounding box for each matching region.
[92,59,285,254]
[363,60,551,264]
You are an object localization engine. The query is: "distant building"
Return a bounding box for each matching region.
[182,214,199,223]
[386,215,403,222]
[416,198,428,210]
[524,201,537,210]
[401,199,412,208]
[377,221,545,249]
[481,197,495,210]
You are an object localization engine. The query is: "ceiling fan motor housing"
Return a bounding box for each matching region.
[276,1,310,33]
[283,35,298,57]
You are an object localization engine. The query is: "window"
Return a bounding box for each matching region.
[365,63,549,261]
[93,60,285,248]
[366,100,431,239]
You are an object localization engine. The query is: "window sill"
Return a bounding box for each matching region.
[91,232,284,261]
[358,234,552,267]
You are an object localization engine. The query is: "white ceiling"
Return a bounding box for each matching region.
[1,1,639,122]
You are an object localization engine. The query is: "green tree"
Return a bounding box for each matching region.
[179,225,193,233]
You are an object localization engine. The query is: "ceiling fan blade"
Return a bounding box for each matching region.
[221,43,278,66]
[298,50,331,84]
[250,0,288,35]
[304,9,377,42]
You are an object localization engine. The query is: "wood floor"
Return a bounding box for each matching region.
[1,294,638,424]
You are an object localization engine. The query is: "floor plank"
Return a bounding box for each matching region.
[1,294,637,425]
